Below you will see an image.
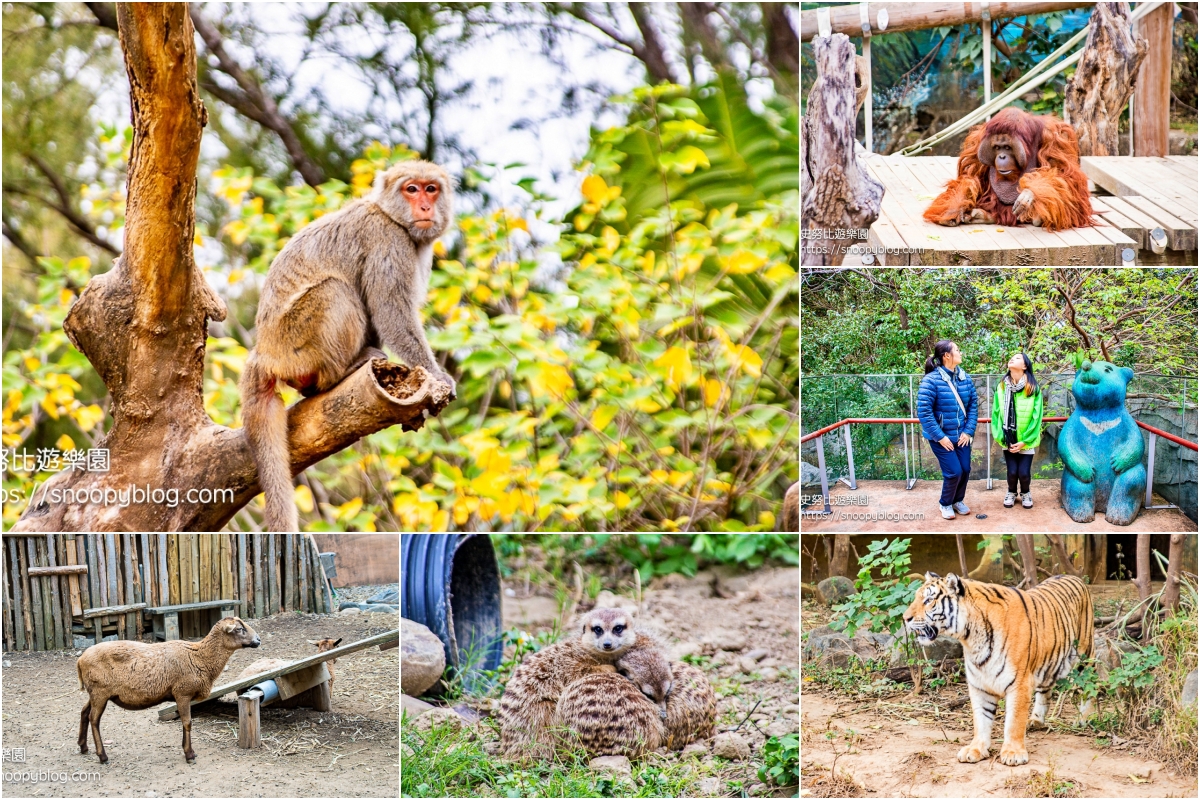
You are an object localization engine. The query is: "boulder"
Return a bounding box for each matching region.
[815,576,855,606]
[1183,669,1197,709]
[712,732,751,760]
[696,777,723,796]
[411,706,465,733]
[401,617,446,696]
[589,755,633,781]
[706,630,748,652]
[888,635,962,668]
[402,693,435,720]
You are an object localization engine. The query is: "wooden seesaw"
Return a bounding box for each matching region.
[158,629,398,749]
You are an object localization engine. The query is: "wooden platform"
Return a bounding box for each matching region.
[861,155,1197,265]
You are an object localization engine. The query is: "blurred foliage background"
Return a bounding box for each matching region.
[2,3,798,531]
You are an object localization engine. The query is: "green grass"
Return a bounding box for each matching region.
[401,714,750,798]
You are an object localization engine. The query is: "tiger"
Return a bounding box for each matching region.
[902,571,1094,766]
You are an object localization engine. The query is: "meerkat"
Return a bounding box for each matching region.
[553,671,666,758]
[498,607,636,758]
[662,660,717,749]
[614,635,675,717]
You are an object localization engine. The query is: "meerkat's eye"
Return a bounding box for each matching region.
[592,626,603,636]
[612,624,625,634]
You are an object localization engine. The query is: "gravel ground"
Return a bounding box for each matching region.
[333,583,399,605]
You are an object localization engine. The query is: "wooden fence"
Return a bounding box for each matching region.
[2,534,335,651]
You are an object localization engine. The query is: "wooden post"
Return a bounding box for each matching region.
[238,690,262,749]
[2,545,11,652]
[8,538,26,651]
[139,533,152,607]
[63,537,84,617]
[158,534,169,611]
[238,534,247,617]
[268,534,277,615]
[199,532,211,603]
[105,534,119,615]
[284,533,294,612]
[44,535,65,649]
[164,611,181,642]
[123,534,137,640]
[253,534,264,619]
[1133,2,1171,157]
[26,538,44,650]
[312,681,331,712]
[79,535,94,612]
[298,533,309,613]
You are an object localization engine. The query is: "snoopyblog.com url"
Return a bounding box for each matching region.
[31,484,234,509]
[802,511,925,522]
[4,769,102,784]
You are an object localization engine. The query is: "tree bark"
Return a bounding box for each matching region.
[1161,534,1184,613]
[800,34,883,266]
[1133,533,1151,601]
[1064,2,1148,156]
[955,534,968,577]
[782,481,799,532]
[829,535,851,578]
[1015,535,1038,588]
[11,3,449,532]
[1086,534,1108,583]
[1046,534,1082,577]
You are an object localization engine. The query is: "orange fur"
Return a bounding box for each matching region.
[903,572,1094,767]
[924,109,1092,231]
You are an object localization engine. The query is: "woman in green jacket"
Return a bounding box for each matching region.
[992,352,1043,508]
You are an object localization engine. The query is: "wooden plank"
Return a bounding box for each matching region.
[275,663,330,701]
[44,536,64,649]
[309,536,325,613]
[87,535,102,609]
[158,629,398,719]
[268,534,277,616]
[36,537,57,648]
[179,534,192,609]
[2,543,11,651]
[190,534,200,604]
[237,534,247,617]
[167,534,180,606]
[105,534,119,611]
[11,538,28,650]
[122,534,136,640]
[24,538,43,650]
[157,534,169,611]
[145,600,240,613]
[283,533,294,612]
[294,532,304,614]
[223,535,234,606]
[27,564,89,576]
[57,536,73,647]
[164,612,180,641]
[82,603,147,618]
[76,535,91,612]
[64,536,83,616]
[253,534,263,619]
[140,533,152,607]
[199,532,212,603]
[1121,195,1196,251]
[311,680,331,712]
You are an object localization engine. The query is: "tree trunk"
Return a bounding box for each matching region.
[1085,534,1108,583]
[800,33,883,266]
[782,482,799,532]
[829,535,851,578]
[11,3,449,532]
[1133,534,1151,601]
[1161,534,1184,613]
[1064,2,1148,156]
[1046,535,1082,576]
[955,534,968,577]
[1015,535,1038,588]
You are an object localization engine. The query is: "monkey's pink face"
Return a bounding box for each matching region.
[403,180,441,228]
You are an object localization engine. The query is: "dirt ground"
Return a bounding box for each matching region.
[800,693,1197,798]
[1,610,399,798]
[492,565,802,794]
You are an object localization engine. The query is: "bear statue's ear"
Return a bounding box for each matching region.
[1121,366,1134,384]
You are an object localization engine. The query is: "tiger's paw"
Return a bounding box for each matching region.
[999,744,1029,766]
[1027,716,1047,731]
[957,741,990,763]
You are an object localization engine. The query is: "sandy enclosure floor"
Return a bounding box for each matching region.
[1,611,399,798]
[800,692,1198,798]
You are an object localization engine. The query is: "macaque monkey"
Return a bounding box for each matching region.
[240,160,456,531]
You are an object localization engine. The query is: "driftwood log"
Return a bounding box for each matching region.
[12,4,449,532]
[801,33,884,266]
[1064,2,1147,156]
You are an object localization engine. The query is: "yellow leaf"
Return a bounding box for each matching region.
[581,174,609,204]
[433,285,463,316]
[614,490,632,510]
[653,346,692,391]
[507,215,528,232]
[602,226,620,254]
[56,434,76,452]
[703,378,723,407]
[721,249,766,275]
[633,397,661,413]
[23,356,39,372]
[59,288,75,307]
[674,145,710,174]
[590,404,618,431]
[72,404,105,432]
[530,363,573,401]
[1128,775,1147,784]
[641,250,655,274]
[729,344,763,378]
[335,496,363,521]
[434,239,447,257]
[294,485,315,514]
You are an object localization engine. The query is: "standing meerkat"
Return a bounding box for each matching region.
[498,608,635,758]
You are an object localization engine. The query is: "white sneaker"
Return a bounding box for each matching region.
[1022,493,1033,508]
[953,501,970,515]
[940,504,956,520]
[1003,492,1016,507]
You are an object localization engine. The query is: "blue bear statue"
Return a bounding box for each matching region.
[1059,360,1146,525]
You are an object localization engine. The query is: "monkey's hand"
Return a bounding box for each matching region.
[1013,189,1036,221]
[434,371,457,400]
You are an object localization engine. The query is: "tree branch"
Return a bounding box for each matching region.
[24,153,121,256]
[189,7,326,187]
[2,213,40,264]
[627,3,679,84]
[83,1,119,32]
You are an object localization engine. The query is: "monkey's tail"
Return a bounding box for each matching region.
[241,357,299,532]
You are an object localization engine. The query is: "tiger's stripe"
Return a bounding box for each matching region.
[903,572,1093,766]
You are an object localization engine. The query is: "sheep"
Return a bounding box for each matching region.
[76,616,260,764]
[228,637,342,700]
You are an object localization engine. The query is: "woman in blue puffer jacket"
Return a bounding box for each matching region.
[917,339,979,521]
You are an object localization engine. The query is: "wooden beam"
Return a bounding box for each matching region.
[64,537,84,617]
[158,629,398,719]
[800,2,1095,42]
[82,603,147,618]
[28,565,89,576]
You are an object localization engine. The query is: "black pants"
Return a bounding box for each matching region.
[1003,450,1033,493]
